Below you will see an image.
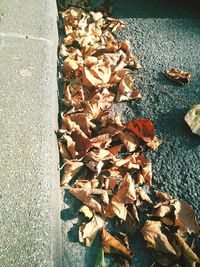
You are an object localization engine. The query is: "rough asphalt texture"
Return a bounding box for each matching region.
[0,1,61,266]
[62,1,200,266]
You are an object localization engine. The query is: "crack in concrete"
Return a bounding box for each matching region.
[0,32,53,45]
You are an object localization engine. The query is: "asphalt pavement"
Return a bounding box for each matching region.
[62,1,200,266]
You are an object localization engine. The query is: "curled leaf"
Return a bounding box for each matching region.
[141,220,177,256]
[164,68,191,85]
[79,205,93,219]
[102,228,133,258]
[61,160,83,186]
[173,199,200,234]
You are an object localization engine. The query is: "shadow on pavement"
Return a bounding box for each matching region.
[113,0,200,19]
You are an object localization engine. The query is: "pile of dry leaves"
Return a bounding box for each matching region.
[58,4,200,267]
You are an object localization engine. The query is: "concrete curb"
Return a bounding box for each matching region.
[0,1,62,266]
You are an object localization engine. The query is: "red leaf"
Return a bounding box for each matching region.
[125,119,154,142]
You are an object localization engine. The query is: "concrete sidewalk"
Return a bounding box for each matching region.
[0,1,61,266]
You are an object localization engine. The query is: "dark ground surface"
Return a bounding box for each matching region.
[62,1,200,266]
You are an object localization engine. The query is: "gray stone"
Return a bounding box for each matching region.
[0,0,57,42]
[0,1,61,266]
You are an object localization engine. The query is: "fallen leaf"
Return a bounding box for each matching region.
[118,132,139,152]
[147,135,162,150]
[71,127,93,158]
[69,187,102,213]
[153,189,172,202]
[70,113,92,137]
[164,68,191,85]
[61,133,77,159]
[117,74,141,102]
[91,134,112,149]
[136,187,153,204]
[108,144,123,156]
[173,199,200,234]
[102,228,133,258]
[141,220,177,256]
[141,162,152,186]
[74,178,99,189]
[79,205,93,219]
[106,173,136,220]
[173,233,200,267]
[125,118,155,142]
[58,140,71,160]
[79,214,104,246]
[61,160,83,186]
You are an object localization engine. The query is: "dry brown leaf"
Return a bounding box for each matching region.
[82,62,111,88]
[74,178,99,189]
[71,127,93,158]
[91,134,112,149]
[173,200,200,234]
[63,59,80,76]
[102,228,133,258]
[79,214,104,247]
[110,69,131,84]
[153,189,173,202]
[63,84,85,110]
[58,140,71,160]
[147,135,162,150]
[141,162,152,186]
[61,160,83,186]
[118,132,139,152]
[84,148,115,163]
[70,113,92,137]
[141,220,177,256]
[82,99,101,120]
[62,114,77,131]
[154,204,171,218]
[79,205,93,219]
[106,173,136,220]
[84,56,98,68]
[61,133,77,159]
[173,233,200,267]
[164,68,191,85]
[69,187,102,213]
[107,17,126,32]
[108,144,123,156]
[136,187,153,204]
[120,205,139,237]
[92,88,115,111]
[117,74,141,102]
